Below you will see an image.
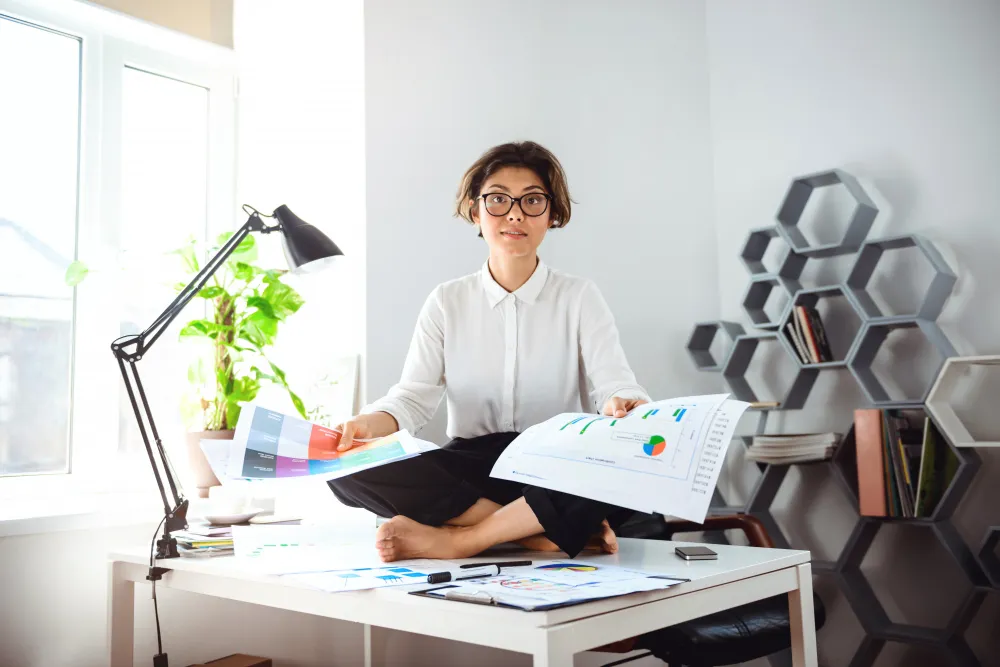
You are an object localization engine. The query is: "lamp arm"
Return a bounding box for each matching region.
[110,211,278,560]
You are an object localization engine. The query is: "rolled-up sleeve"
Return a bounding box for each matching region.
[578,280,651,411]
[361,287,446,434]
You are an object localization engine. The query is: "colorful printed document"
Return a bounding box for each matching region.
[489,394,749,523]
[225,404,438,483]
[284,564,444,592]
[414,561,687,611]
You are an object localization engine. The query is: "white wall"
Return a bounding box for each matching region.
[705,1,1000,665]
[364,0,720,444]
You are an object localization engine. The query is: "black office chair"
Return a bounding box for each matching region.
[593,513,827,667]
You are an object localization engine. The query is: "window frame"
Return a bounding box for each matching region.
[0,0,237,503]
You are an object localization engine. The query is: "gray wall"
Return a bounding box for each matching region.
[705,1,1000,664]
[364,0,720,445]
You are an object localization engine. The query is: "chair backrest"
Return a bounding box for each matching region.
[661,514,775,548]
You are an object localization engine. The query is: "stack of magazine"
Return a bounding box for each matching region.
[174,525,234,558]
[746,432,838,464]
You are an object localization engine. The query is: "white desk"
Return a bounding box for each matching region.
[108,538,817,667]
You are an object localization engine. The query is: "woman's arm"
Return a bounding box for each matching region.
[578,280,651,412]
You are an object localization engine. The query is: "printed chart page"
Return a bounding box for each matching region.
[490,394,749,522]
[225,404,437,484]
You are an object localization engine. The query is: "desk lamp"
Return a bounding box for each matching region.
[111,205,343,561]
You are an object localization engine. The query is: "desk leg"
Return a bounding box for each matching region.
[789,562,818,667]
[363,623,372,667]
[108,561,135,667]
[533,644,572,667]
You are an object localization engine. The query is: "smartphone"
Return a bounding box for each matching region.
[675,545,718,561]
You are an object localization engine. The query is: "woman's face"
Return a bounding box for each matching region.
[472,166,552,260]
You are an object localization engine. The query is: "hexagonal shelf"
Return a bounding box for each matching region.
[832,407,980,522]
[740,225,807,278]
[746,460,858,570]
[925,355,1000,447]
[976,527,1000,589]
[845,234,957,321]
[778,285,865,368]
[722,332,818,409]
[741,274,801,330]
[839,519,989,649]
[685,320,745,372]
[775,168,879,259]
[847,318,957,405]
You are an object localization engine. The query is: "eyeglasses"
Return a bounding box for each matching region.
[478,192,551,217]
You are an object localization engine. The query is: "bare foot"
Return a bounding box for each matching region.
[516,535,562,552]
[585,520,618,554]
[375,516,479,562]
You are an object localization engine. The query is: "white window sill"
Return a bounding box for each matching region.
[0,491,161,538]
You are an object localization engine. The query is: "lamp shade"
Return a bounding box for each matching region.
[273,204,344,272]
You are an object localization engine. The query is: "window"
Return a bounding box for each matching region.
[0,0,235,489]
[0,16,81,476]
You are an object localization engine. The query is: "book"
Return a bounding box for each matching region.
[854,408,887,516]
[805,306,833,362]
[785,321,811,364]
[796,306,821,363]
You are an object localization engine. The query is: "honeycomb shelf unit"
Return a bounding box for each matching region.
[689,168,996,667]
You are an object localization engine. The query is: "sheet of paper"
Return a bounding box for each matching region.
[420,561,687,611]
[225,404,438,484]
[198,438,245,485]
[231,524,442,575]
[284,563,446,592]
[489,394,749,523]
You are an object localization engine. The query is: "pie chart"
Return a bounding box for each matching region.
[643,435,666,457]
[536,563,598,572]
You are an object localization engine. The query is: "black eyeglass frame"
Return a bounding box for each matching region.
[477,192,552,217]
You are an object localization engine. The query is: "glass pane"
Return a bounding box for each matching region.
[118,67,209,456]
[0,17,81,476]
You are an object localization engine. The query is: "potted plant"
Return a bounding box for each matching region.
[173,231,309,497]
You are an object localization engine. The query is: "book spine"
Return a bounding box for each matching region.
[854,409,887,516]
[785,322,809,364]
[796,305,821,364]
[806,306,833,362]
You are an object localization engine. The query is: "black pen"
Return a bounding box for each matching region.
[427,564,500,584]
[459,560,532,569]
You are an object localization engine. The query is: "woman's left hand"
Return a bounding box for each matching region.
[602,396,648,418]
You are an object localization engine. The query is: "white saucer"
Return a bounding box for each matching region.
[204,508,266,526]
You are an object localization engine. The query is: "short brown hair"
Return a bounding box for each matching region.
[455,141,572,228]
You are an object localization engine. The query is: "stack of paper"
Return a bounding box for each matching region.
[745,433,838,464]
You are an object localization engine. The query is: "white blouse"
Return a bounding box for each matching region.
[362,260,650,440]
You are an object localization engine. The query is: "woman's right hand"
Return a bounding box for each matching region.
[335,411,398,451]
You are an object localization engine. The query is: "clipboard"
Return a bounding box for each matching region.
[408,573,690,612]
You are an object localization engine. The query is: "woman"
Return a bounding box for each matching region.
[329,141,650,563]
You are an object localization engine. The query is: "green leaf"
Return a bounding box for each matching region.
[64,261,89,287]
[230,376,261,403]
[288,389,307,419]
[241,310,278,347]
[233,262,255,282]
[179,320,211,337]
[198,286,225,299]
[171,238,200,274]
[268,361,288,385]
[225,401,242,430]
[247,296,276,319]
[262,280,305,321]
[229,233,258,263]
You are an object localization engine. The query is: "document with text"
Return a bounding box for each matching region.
[489,393,749,523]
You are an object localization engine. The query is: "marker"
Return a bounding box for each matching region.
[426,564,501,584]
[459,560,532,569]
